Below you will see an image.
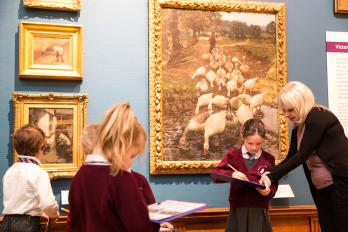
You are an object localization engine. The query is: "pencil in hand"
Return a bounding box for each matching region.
[61,207,70,213]
[227,163,238,172]
[227,163,249,181]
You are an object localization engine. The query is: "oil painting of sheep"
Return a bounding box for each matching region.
[19,22,83,80]
[33,37,70,65]
[149,0,288,174]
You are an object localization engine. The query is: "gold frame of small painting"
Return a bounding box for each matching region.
[23,0,81,11]
[19,21,83,80]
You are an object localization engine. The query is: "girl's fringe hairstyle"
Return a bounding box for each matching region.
[242,118,266,138]
[99,102,145,176]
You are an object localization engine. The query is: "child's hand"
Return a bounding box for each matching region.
[48,216,58,225]
[256,186,271,196]
[160,222,174,231]
[232,171,248,181]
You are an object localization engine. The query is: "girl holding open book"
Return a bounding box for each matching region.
[66,103,159,232]
[211,118,278,232]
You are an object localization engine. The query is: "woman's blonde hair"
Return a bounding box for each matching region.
[80,124,99,155]
[278,81,315,124]
[99,102,145,176]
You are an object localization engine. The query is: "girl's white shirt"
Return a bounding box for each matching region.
[84,154,110,165]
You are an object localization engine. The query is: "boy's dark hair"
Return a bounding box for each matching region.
[13,124,46,157]
[242,118,266,138]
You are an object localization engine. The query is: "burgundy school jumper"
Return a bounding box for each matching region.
[211,148,278,209]
[131,171,156,205]
[66,165,159,232]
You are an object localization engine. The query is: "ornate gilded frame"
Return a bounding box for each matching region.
[12,92,88,179]
[19,21,83,80]
[23,0,81,11]
[335,0,348,13]
[149,0,288,174]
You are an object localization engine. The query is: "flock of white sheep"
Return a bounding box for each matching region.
[179,48,267,154]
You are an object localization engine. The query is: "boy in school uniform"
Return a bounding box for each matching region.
[1,124,59,232]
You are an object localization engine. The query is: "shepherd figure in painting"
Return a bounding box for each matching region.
[45,45,65,63]
[209,32,216,54]
[52,45,64,63]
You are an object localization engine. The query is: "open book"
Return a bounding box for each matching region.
[211,172,265,189]
[148,200,209,224]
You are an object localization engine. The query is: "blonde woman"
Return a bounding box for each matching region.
[66,103,159,232]
[260,81,348,232]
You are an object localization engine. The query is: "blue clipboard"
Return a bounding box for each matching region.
[211,172,265,189]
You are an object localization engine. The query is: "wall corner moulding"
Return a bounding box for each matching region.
[23,0,81,11]
[19,21,83,80]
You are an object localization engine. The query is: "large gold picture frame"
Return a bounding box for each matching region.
[149,0,288,175]
[19,21,83,80]
[23,0,81,11]
[13,92,88,179]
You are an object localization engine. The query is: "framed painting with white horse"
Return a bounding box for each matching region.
[12,92,88,179]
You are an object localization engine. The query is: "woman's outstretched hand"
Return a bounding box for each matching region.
[160,222,174,232]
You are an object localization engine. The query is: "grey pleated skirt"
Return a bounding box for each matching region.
[225,207,273,232]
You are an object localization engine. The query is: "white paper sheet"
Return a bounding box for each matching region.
[61,190,69,205]
[274,184,295,198]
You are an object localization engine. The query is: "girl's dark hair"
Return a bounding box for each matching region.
[242,118,266,138]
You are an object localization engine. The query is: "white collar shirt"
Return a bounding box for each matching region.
[241,145,262,160]
[2,155,58,217]
[84,154,110,165]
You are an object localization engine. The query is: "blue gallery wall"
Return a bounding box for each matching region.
[0,0,348,210]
